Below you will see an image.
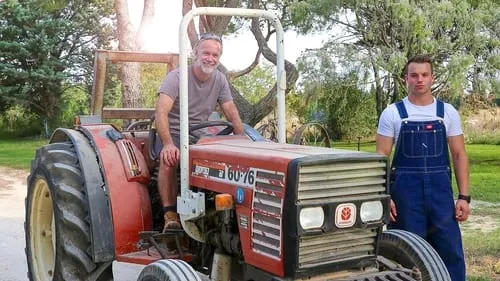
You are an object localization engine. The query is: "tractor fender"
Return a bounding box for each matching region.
[50,127,114,263]
[50,125,153,259]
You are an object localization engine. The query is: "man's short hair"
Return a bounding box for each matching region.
[405,54,433,74]
[195,33,223,54]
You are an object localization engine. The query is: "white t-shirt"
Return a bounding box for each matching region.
[377,97,463,144]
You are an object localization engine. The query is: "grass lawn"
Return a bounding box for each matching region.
[0,139,47,169]
[466,145,500,202]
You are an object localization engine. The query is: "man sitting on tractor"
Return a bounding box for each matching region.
[154,33,244,232]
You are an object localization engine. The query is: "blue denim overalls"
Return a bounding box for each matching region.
[389,100,465,281]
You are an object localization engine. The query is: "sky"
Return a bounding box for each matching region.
[129,1,328,71]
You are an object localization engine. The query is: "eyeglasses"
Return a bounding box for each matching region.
[199,33,222,44]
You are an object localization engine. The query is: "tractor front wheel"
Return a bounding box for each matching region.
[378,229,451,281]
[137,259,202,281]
[25,142,112,281]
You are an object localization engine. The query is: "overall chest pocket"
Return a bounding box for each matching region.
[400,127,445,158]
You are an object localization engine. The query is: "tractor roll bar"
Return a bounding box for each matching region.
[178,7,286,199]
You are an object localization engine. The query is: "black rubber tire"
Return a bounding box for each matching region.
[137,259,202,281]
[25,142,113,281]
[379,229,451,281]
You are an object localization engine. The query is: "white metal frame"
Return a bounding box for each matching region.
[176,7,286,241]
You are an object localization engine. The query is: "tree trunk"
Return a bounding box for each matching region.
[115,0,150,110]
[371,59,385,118]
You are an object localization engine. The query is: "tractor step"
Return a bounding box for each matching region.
[116,247,193,265]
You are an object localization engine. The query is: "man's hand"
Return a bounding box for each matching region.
[160,144,179,167]
[455,199,470,222]
[389,199,397,222]
[221,101,244,135]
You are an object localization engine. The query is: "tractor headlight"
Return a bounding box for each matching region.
[360,201,383,222]
[299,207,324,230]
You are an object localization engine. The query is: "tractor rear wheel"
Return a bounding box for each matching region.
[379,229,451,281]
[25,142,113,281]
[137,259,202,281]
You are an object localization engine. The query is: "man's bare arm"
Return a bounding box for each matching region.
[221,101,244,135]
[155,94,180,167]
[448,135,470,196]
[448,134,470,222]
[376,134,397,221]
[155,94,175,145]
[376,134,394,156]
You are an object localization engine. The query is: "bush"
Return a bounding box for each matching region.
[0,105,42,139]
[462,105,500,145]
[305,82,377,141]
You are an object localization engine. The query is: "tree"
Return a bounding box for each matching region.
[114,0,155,110]
[0,0,114,136]
[232,63,275,104]
[297,48,377,140]
[288,0,499,117]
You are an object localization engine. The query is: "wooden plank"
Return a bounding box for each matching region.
[102,108,155,120]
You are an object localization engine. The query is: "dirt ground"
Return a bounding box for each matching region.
[0,166,144,281]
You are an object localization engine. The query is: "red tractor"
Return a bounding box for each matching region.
[25,7,451,281]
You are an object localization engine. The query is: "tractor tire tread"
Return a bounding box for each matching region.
[26,140,112,281]
[380,229,451,281]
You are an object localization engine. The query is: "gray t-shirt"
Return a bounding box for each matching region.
[158,65,233,142]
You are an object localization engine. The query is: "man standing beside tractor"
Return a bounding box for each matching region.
[154,32,244,232]
[376,54,470,281]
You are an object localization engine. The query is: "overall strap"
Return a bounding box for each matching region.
[436,100,445,118]
[395,101,408,119]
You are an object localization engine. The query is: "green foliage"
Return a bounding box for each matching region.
[297,48,377,140]
[288,0,500,117]
[305,82,376,141]
[0,105,42,137]
[141,63,169,108]
[56,85,90,128]
[0,0,114,134]
[232,63,275,104]
[103,63,122,108]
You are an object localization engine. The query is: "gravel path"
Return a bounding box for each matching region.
[0,166,144,281]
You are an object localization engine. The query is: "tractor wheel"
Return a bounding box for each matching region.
[379,229,451,281]
[137,259,202,281]
[25,142,113,281]
[291,123,331,148]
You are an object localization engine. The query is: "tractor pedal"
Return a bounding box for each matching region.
[154,230,186,259]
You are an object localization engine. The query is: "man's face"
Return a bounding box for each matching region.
[405,62,434,96]
[194,39,222,75]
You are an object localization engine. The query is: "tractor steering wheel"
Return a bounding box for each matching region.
[188,120,234,143]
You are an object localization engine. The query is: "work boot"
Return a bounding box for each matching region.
[163,211,181,232]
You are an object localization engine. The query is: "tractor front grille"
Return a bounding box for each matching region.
[298,161,386,204]
[296,159,386,269]
[298,228,377,268]
[251,171,285,260]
